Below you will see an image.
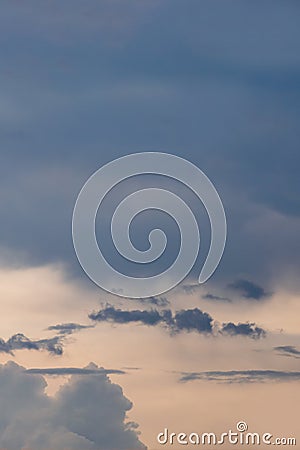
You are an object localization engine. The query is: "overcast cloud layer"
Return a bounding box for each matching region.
[1,0,300,292]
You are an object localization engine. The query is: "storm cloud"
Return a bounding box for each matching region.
[0,0,299,291]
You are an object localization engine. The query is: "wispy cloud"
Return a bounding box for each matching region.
[26,366,125,376]
[47,322,94,335]
[274,345,300,359]
[203,293,232,302]
[179,370,300,384]
[180,284,232,302]
[135,296,169,307]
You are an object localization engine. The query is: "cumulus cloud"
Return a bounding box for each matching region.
[0,361,146,450]
[0,333,63,356]
[221,322,266,339]
[174,309,213,333]
[228,279,270,300]
[179,370,300,384]
[89,306,266,338]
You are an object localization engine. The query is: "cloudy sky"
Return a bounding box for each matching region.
[0,1,300,449]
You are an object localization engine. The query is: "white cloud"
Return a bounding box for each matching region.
[0,361,146,450]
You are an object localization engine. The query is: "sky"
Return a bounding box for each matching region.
[0,1,300,449]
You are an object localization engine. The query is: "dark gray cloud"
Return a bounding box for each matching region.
[89,306,266,338]
[47,322,94,335]
[221,322,266,339]
[89,306,166,326]
[0,333,63,356]
[180,370,300,384]
[89,306,213,334]
[0,361,146,450]
[274,345,300,359]
[174,309,213,334]
[228,279,270,300]
[26,367,125,376]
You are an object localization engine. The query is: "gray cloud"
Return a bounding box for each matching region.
[180,370,300,384]
[174,309,213,334]
[228,279,270,300]
[89,306,213,334]
[0,333,63,356]
[180,284,232,302]
[202,293,232,302]
[180,284,200,295]
[221,322,266,339]
[135,296,170,307]
[0,361,146,450]
[274,345,300,359]
[47,322,94,335]
[26,367,125,376]
[89,306,166,326]
[89,306,266,338]
[180,285,232,302]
